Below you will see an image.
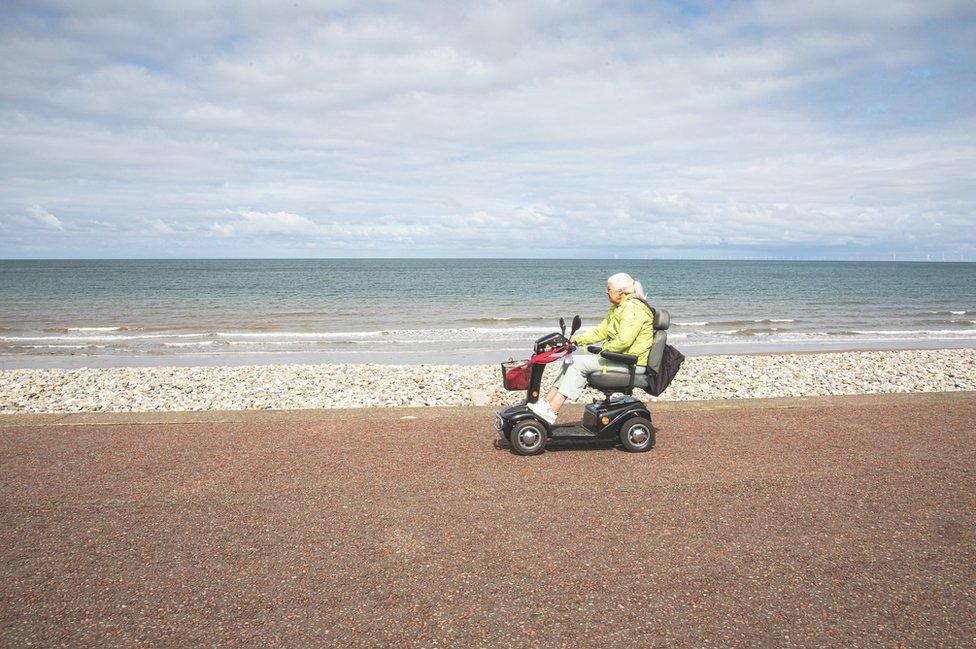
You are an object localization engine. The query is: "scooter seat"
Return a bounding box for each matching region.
[587,371,650,391]
[583,308,671,396]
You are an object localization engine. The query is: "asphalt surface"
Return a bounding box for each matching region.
[1,393,974,647]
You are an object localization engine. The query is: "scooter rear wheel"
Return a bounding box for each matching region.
[510,419,547,456]
[619,416,655,452]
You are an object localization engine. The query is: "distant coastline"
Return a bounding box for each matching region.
[2,257,975,262]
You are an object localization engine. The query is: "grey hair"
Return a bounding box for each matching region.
[607,272,647,300]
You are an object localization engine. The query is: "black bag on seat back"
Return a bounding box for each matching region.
[640,306,685,397]
[646,344,685,397]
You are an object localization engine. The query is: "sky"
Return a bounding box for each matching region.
[1,0,975,260]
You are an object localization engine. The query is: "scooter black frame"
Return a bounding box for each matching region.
[494,316,654,456]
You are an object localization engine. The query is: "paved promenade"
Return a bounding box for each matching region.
[2,392,974,647]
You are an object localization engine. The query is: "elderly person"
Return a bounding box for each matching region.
[528,272,655,424]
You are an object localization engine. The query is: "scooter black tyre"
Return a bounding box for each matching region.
[510,419,547,456]
[619,416,655,452]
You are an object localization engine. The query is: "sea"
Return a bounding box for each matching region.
[1,259,975,368]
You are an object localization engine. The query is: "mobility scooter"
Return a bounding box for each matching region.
[495,308,677,456]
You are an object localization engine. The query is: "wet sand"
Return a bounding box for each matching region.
[4,338,976,370]
[2,392,974,647]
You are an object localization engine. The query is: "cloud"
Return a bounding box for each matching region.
[212,210,326,237]
[0,1,974,258]
[148,218,177,234]
[25,204,65,231]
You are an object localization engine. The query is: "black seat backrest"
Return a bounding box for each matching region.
[644,307,670,375]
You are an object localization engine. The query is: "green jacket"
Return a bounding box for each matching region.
[574,294,655,366]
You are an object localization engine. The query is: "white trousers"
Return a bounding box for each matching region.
[551,350,641,400]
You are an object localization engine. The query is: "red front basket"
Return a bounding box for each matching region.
[501,360,532,391]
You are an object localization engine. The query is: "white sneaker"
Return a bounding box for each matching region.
[527,399,557,425]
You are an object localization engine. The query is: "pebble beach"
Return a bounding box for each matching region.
[1,348,973,414]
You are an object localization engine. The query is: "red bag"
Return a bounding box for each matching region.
[501,360,531,391]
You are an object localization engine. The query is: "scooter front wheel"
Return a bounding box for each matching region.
[510,419,547,456]
[619,416,655,452]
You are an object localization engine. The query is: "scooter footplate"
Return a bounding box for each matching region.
[549,424,602,439]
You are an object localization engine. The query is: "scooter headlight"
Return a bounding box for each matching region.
[494,414,503,431]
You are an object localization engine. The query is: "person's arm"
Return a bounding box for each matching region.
[601,302,646,353]
[572,312,611,346]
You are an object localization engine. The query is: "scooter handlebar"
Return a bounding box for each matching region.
[530,342,575,364]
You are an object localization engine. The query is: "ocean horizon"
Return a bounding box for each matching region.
[4,256,973,262]
[2,258,975,368]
